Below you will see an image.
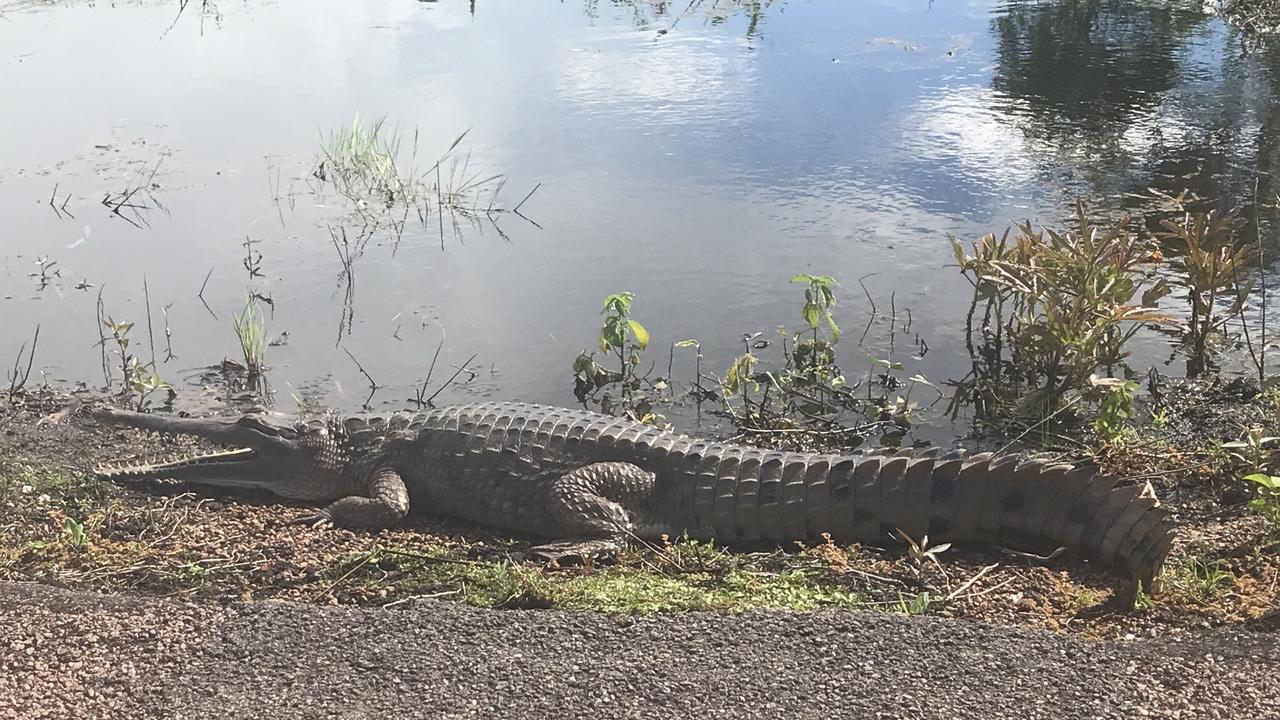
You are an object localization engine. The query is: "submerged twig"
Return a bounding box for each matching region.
[343,347,381,409]
[197,265,218,320]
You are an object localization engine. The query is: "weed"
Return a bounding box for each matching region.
[313,117,515,248]
[895,530,951,584]
[62,517,88,549]
[316,115,406,202]
[1132,584,1156,612]
[232,296,269,380]
[896,590,932,615]
[1165,556,1234,604]
[1092,378,1139,443]
[1241,472,1280,528]
[102,316,173,411]
[175,561,211,583]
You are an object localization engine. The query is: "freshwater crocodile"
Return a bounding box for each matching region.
[92,401,1172,592]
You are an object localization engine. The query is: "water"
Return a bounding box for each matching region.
[1,0,1277,442]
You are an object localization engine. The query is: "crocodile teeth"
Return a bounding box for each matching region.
[95,448,257,478]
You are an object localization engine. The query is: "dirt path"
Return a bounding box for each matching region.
[1,581,1276,720]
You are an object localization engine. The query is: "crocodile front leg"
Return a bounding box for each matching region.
[531,462,656,561]
[298,467,410,529]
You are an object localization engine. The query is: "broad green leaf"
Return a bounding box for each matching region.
[627,320,650,350]
[1243,473,1280,490]
[802,304,820,328]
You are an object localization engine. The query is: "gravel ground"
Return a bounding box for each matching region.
[1,581,1276,720]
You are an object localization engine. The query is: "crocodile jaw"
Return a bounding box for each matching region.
[94,447,259,482]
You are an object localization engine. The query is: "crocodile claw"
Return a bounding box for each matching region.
[290,509,334,529]
[529,538,626,564]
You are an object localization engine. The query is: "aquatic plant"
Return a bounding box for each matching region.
[1154,203,1255,376]
[102,316,173,411]
[572,292,662,424]
[950,201,1173,417]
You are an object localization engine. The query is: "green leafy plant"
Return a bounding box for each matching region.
[717,275,864,436]
[896,590,932,615]
[1220,428,1280,530]
[1242,472,1280,526]
[1154,203,1254,376]
[787,274,844,395]
[62,516,87,549]
[572,292,662,424]
[102,316,173,411]
[950,201,1173,417]
[1091,377,1139,443]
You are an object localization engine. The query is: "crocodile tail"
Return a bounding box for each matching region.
[869,453,1172,592]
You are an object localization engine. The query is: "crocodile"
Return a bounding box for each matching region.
[91,401,1173,593]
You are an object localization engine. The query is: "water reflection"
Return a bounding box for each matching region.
[0,0,1276,442]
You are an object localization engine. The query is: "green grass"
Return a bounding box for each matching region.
[1163,555,1234,605]
[232,297,269,378]
[333,543,869,615]
[0,462,85,497]
[317,115,407,200]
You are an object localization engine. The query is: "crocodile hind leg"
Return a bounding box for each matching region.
[294,467,410,530]
[531,462,655,562]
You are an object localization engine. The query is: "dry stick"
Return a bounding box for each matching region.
[197,266,218,320]
[998,545,1065,562]
[422,352,478,407]
[7,325,40,396]
[858,272,880,345]
[843,566,906,587]
[343,348,381,409]
[415,333,447,407]
[95,286,110,388]
[381,547,486,566]
[382,590,460,608]
[950,575,1016,602]
[48,183,62,219]
[943,563,999,602]
[1246,178,1269,382]
[513,182,541,215]
[316,550,376,600]
[436,163,445,251]
[142,276,157,368]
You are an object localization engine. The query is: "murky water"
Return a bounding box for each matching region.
[2,0,1277,441]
